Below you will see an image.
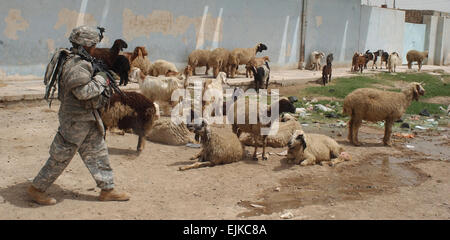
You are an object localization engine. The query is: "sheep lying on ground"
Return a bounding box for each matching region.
[91,39,128,68]
[208,48,231,78]
[240,113,302,148]
[131,67,186,116]
[179,119,244,171]
[406,50,428,71]
[122,46,148,65]
[388,52,400,73]
[188,49,211,76]
[150,59,179,77]
[100,91,160,153]
[146,117,195,145]
[343,82,425,146]
[245,56,270,78]
[228,97,296,160]
[228,43,268,78]
[309,51,325,71]
[287,130,350,166]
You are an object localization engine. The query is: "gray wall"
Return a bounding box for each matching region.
[0,0,302,77]
[403,23,426,64]
[424,15,438,65]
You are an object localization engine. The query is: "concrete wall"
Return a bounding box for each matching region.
[304,0,361,67]
[359,6,405,57]
[424,15,438,65]
[0,0,302,78]
[402,23,426,64]
[442,18,450,65]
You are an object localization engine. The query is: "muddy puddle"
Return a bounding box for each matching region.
[237,154,429,217]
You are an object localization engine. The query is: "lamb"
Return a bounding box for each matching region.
[240,113,303,148]
[322,53,333,85]
[122,46,148,64]
[150,59,179,77]
[388,52,400,73]
[179,119,245,171]
[146,117,195,145]
[111,55,131,86]
[91,39,128,68]
[406,50,428,71]
[287,130,350,166]
[208,48,231,78]
[131,67,186,116]
[309,51,325,71]
[228,43,268,78]
[202,72,228,118]
[187,49,211,76]
[245,56,270,78]
[343,82,425,146]
[248,61,270,93]
[100,91,160,153]
[227,97,296,160]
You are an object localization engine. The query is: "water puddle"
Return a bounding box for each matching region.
[237,154,429,217]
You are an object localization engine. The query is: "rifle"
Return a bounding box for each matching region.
[76,45,125,98]
[44,49,69,107]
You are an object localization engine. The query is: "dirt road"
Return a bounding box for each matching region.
[0,101,449,219]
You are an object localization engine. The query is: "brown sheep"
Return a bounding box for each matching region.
[179,120,244,171]
[245,56,270,78]
[91,39,128,68]
[406,50,428,71]
[208,48,231,78]
[130,48,152,76]
[351,52,365,73]
[343,82,425,146]
[100,91,160,153]
[187,49,211,76]
[287,130,350,166]
[228,43,268,78]
[122,46,148,65]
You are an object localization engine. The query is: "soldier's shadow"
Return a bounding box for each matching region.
[0,182,98,208]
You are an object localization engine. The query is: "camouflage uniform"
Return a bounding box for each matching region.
[32,26,114,191]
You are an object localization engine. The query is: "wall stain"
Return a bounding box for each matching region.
[3,9,29,40]
[122,8,223,44]
[54,8,97,37]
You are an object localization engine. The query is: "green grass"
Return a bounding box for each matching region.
[298,72,449,116]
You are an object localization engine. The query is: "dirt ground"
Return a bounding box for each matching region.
[0,100,449,220]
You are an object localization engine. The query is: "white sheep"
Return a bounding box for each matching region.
[343,82,426,146]
[309,51,325,71]
[287,130,351,166]
[388,52,400,73]
[131,67,186,116]
[150,59,179,77]
[146,117,195,145]
[179,119,244,171]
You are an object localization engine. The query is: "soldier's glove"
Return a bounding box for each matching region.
[96,71,110,85]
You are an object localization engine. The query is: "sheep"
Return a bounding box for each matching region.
[309,51,325,71]
[245,56,270,78]
[111,55,131,86]
[131,67,186,116]
[122,46,148,64]
[150,59,179,77]
[406,50,428,71]
[202,72,228,118]
[287,130,350,166]
[208,48,231,78]
[248,61,270,93]
[179,119,245,171]
[100,91,160,153]
[91,39,128,68]
[228,43,268,78]
[227,97,296,160]
[240,113,303,148]
[187,49,211,76]
[130,48,152,76]
[322,53,333,85]
[351,52,365,73]
[343,82,425,146]
[146,117,195,145]
[388,52,400,73]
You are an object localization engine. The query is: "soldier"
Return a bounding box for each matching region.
[27,26,130,205]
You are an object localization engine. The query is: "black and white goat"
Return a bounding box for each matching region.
[249,61,270,93]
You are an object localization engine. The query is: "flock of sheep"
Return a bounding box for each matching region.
[89,37,427,171]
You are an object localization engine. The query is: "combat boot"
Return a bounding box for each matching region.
[98,189,130,201]
[27,185,57,205]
